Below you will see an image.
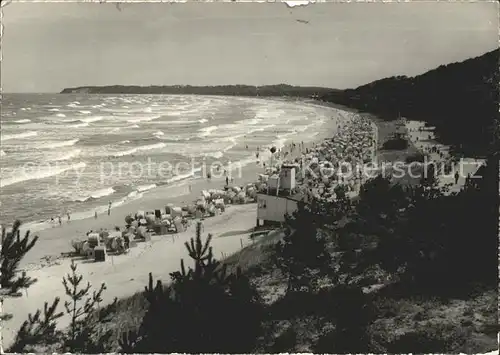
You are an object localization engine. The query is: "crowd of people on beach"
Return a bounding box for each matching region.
[251,112,377,202]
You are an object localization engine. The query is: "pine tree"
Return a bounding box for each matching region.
[8,298,64,352]
[120,221,263,353]
[11,261,117,353]
[1,220,38,323]
[62,260,116,352]
[274,200,333,293]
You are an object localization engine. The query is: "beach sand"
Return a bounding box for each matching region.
[3,102,345,348]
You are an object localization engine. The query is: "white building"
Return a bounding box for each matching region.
[256,163,303,226]
[256,191,304,226]
[279,164,298,190]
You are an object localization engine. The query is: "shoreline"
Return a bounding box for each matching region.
[7,95,333,235]
[3,99,349,349]
[16,102,343,269]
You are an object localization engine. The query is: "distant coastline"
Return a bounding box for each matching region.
[60,84,338,97]
[60,48,498,157]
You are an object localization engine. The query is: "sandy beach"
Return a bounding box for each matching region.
[3,101,346,348]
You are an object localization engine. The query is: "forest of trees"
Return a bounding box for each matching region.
[318,49,499,157]
[60,84,336,98]
[3,163,497,353]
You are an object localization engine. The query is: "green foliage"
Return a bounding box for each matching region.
[320,49,499,156]
[382,137,408,150]
[274,201,333,292]
[62,260,115,352]
[1,220,38,323]
[11,261,117,353]
[119,221,263,353]
[9,298,64,352]
[1,221,38,299]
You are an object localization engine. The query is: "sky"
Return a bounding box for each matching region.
[2,1,498,93]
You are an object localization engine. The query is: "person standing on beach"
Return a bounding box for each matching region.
[67,212,71,222]
[58,215,62,226]
[108,201,112,216]
[95,211,98,219]
[454,171,459,184]
[226,176,229,186]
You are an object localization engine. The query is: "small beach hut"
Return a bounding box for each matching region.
[136,210,145,220]
[173,216,184,233]
[145,214,156,224]
[171,206,183,218]
[87,233,100,248]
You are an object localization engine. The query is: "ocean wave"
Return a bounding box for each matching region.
[111,142,167,157]
[126,115,161,123]
[0,150,6,157]
[48,108,60,112]
[79,116,105,123]
[13,119,31,123]
[155,135,192,142]
[136,184,157,192]
[166,169,201,184]
[119,140,131,144]
[238,118,262,125]
[153,131,164,137]
[48,149,82,161]
[74,187,115,202]
[198,118,208,123]
[204,151,224,159]
[0,162,87,188]
[2,131,38,141]
[56,113,66,118]
[68,122,89,128]
[154,119,200,125]
[126,190,142,199]
[40,139,79,149]
[124,124,140,129]
[198,125,218,138]
[79,110,92,114]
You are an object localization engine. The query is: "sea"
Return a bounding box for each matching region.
[1,93,335,231]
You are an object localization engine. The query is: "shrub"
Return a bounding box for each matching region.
[119,222,264,353]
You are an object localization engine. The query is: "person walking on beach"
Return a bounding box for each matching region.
[95,211,98,219]
[58,215,62,226]
[226,176,229,186]
[108,201,112,216]
[454,171,459,184]
[67,212,71,222]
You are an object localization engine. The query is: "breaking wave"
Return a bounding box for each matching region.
[40,139,79,149]
[2,131,38,141]
[0,162,87,188]
[110,142,167,157]
[48,149,82,161]
[74,187,115,202]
